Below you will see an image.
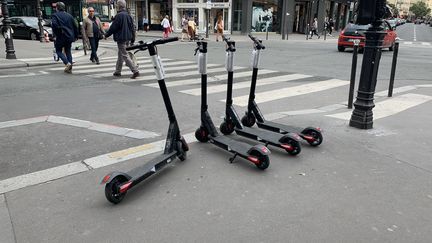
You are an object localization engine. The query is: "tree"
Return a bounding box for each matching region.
[410,1,431,18]
[388,3,399,17]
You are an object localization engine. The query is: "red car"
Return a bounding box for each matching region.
[338,21,397,52]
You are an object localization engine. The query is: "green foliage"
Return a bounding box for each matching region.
[388,3,399,17]
[410,1,431,17]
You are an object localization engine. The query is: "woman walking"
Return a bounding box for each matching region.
[215,15,223,42]
[181,15,189,41]
[161,15,171,38]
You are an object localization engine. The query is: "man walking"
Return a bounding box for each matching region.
[104,0,139,79]
[51,1,78,73]
[82,7,104,64]
[309,18,320,39]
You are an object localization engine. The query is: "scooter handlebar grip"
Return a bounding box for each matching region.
[153,37,179,45]
[248,34,266,49]
[126,42,147,51]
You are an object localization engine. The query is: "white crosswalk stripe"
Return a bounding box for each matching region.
[179,73,313,96]
[228,79,349,107]
[327,93,432,120]
[142,69,277,88]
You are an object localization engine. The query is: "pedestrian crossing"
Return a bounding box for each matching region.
[40,54,432,122]
[401,41,432,47]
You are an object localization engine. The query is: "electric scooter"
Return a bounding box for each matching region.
[241,34,323,146]
[101,37,189,204]
[219,36,302,156]
[194,40,271,170]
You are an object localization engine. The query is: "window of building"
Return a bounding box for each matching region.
[232,0,242,31]
[251,0,279,32]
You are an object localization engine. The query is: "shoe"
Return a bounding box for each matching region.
[90,57,95,63]
[95,58,100,65]
[64,63,72,74]
[113,72,121,77]
[318,36,321,39]
[130,71,140,79]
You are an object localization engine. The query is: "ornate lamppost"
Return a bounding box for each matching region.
[37,0,44,42]
[1,0,16,59]
[349,0,390,129]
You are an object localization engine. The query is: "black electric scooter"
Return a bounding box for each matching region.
[194,40,271,170]
[101,37,189,204]
[219,36,302,156]
[241,35,323,146]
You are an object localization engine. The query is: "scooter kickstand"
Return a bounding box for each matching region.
[229,153,238,163]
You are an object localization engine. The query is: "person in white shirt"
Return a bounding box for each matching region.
[161,15,171,38]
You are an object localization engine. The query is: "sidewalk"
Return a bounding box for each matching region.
[0,38,93,70]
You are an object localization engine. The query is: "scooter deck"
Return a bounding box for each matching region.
[256,120,303,134]
[210,135,254,157]
[234,126,287,146]
[128,151,178,180]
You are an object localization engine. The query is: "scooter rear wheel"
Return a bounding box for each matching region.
[302,128,323,146]
[105,176,128,204]
[281,137,301,156]
[250,150,269,170]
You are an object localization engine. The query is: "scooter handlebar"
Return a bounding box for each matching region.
[126,37,179,51]
[248,34,265,50]
[222,35,236,52]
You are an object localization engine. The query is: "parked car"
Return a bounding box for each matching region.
[0,16,53,41]
[338,21,397,52]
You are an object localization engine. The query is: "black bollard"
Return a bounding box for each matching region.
[388,42,399,97]
[348,40,360,109]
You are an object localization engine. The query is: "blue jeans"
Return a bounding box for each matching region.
[55,41,72,65]
[89,37,99,60]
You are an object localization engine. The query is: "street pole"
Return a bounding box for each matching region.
[349,1,388,129]
[37,0,44,42]
[206,1,211,39]
[1,0,17,59]
[388,41,399,97]
[348,39,360,109]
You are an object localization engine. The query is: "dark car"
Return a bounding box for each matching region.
[0,16,53,41]
[337,21,397,52]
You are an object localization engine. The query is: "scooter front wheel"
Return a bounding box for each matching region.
[250,150,270,170]
[220,121,235,135]
[195,127,209,142]
[241,113,256,127]
[105,176,128,204]
[177,141,187,161]
[281,137,301,156]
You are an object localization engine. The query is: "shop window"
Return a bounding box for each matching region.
[251,0,278,32]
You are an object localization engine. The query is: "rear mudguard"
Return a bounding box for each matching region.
[248,144,271,156]
[100,172,132,185]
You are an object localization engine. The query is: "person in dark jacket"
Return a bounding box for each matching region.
[104,0,139,79]
[51,2,78,73]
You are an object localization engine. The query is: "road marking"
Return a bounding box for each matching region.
[88,61,202,78]
[375,86,417,97]
[143,69,276,88]
[0,115,159,139]
[413,25,417,42]
[229,79,348,107]
[128,66,231,84]
[74,61,196,75]
[0,73,40,79]
[47,116,160,139]
[180,73,313,96]
[326,93,432,120]
[0,194,15,243]
[403,41,413,45]
[0,162,88,194]
[0,116,48,129]
[47,57,167,71]
[421,42,431,46]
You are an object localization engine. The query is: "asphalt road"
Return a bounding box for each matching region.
[0,23,431,242]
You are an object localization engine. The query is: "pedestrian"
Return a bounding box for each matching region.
[188,17,196,41]
[328,18,334,36]
[82,7,104,65]
[104,0,140,79]
[51,1,78,74]
[215,15,223,42]
[309,18,320,39]
[181,15,189,41]
[143,16,149,32]
[161,15,171,38]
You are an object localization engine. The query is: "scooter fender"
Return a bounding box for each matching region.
[280,133,301,143]
[100,172,132,185]
[301,126,323,134]
[248,144,271,156]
